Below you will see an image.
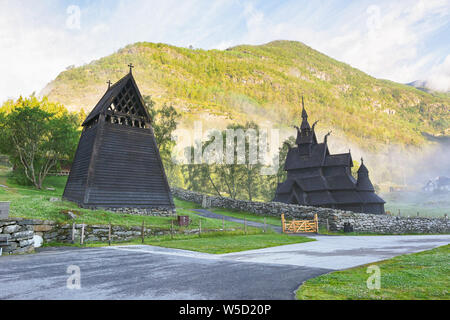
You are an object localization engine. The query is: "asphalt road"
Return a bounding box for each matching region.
[0,234,448,300]
[0,245,331,300]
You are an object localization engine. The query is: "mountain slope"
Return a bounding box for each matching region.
[42,40,449,151]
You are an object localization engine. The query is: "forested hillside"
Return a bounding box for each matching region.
[42,40,449,152]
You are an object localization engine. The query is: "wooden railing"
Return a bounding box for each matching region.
[281,213,318,234]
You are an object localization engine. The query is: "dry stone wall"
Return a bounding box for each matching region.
[28,220,194,244]
[105,207,176,217]
[172,188,450,234]
[0,218,35,255]
[0,217,199,255]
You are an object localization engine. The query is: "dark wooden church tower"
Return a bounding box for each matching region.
[63,66,174,213]
[273,99,385,214]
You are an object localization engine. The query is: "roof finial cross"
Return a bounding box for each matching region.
[106,80,112,89]
[128,63,134,73]
[361,157,364,164]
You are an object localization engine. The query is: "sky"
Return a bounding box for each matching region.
[0,0,449,103]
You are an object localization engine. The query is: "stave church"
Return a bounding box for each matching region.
[273,99,385,214]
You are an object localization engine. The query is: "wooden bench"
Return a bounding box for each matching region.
[0,234,10,256]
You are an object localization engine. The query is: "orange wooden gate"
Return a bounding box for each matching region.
[281,213,318,233]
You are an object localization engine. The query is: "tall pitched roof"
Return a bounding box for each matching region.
[82,72,151,126]
[356,158,376,191]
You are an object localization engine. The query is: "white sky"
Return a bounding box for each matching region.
[0,0,449,104]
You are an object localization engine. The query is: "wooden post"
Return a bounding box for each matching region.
[244,218,247,235]
[281,214,285,233]
[314,214,319,234]
[264,217,266,233]
[171,220,174,240]
[108,223,111,246]
[71,222,75,244]
[142,221,145,244]
[80,223,85,245]
[417,212,419,217]
[199,219,202,238]
[326,218,329,232]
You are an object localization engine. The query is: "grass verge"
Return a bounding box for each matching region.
[296,245,450,300]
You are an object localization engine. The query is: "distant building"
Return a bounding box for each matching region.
[273,99,385,214]
[423,176,450,193]
[63,66,174,213]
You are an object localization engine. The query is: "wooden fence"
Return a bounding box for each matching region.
[281,213,319,234]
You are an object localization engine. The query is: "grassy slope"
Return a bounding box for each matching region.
[296,245,450,300]
[142,231,313,254]
[0,169,240,230]
[43,40,450,152]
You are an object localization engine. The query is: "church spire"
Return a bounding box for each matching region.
[300,96,311,130]
[296,97,319,147]
[358,157,369,175]
[356,157,373,191]
[301,96,308,118]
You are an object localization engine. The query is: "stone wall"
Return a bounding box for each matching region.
[172,187,450,234]
[0,218,35,255]
[105,206,176,217]
[28,220,198,244]
[1,217,201,255]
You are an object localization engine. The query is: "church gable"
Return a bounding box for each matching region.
[82,68,151,128]
[104,77,150,128]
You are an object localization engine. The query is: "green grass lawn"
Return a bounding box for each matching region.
[296,245,450,300]
[144,230,314,254]
[173,197,201,210]
[383,192,450,218]
[385,201,450,218]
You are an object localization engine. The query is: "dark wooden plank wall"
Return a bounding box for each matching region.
[63,125,98,202]
[85,123,173,207]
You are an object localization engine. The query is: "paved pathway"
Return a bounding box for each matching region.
[0,245,331,300]
[221,234,450,269]
[0,234,448,299]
